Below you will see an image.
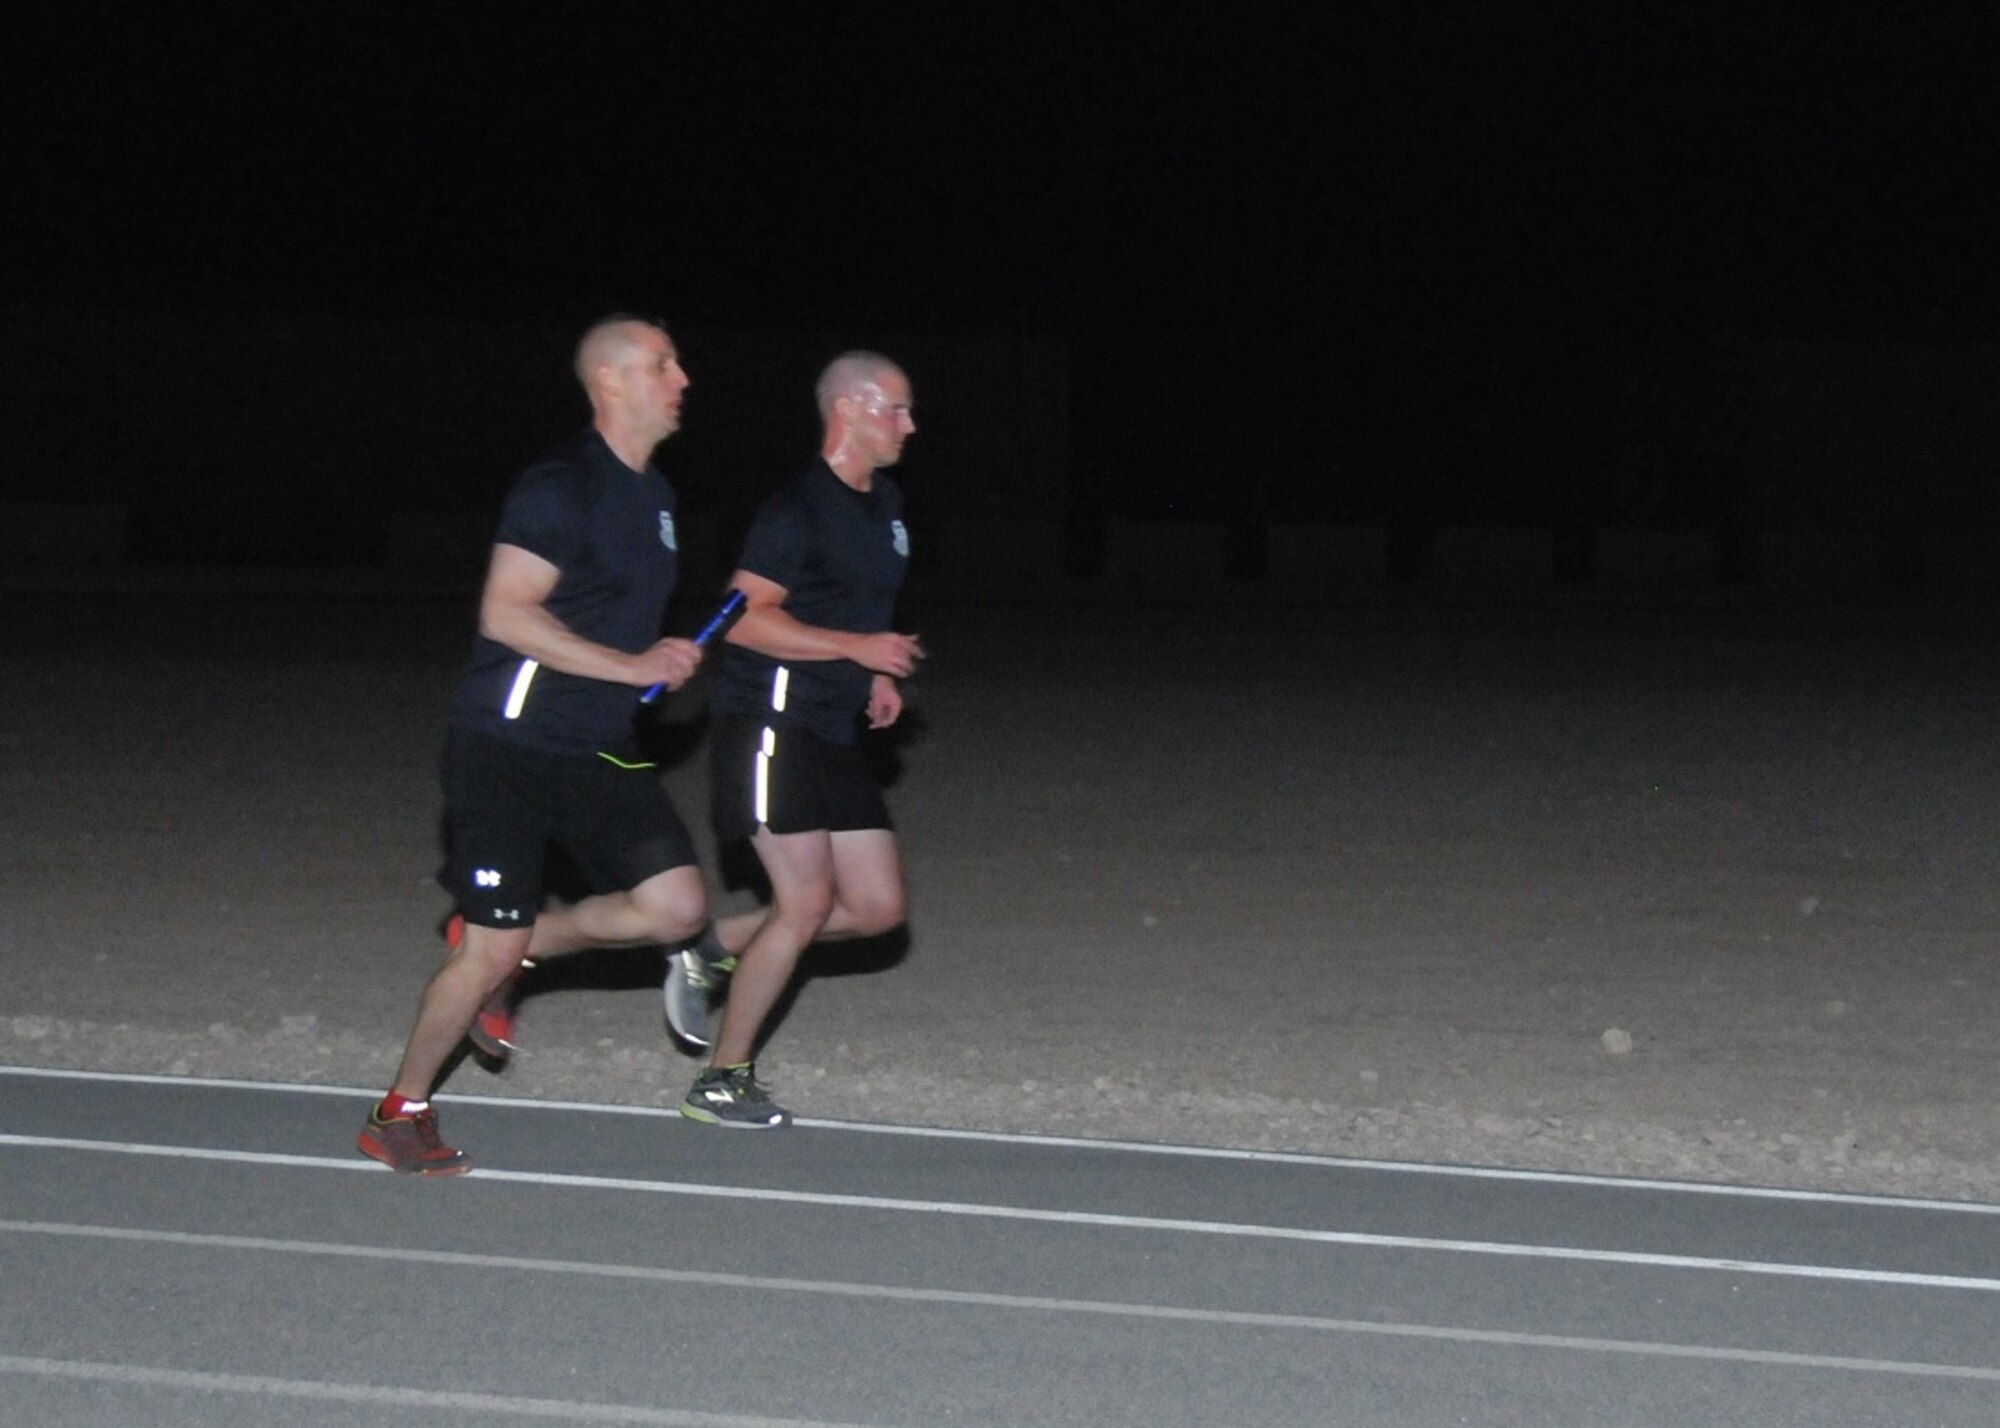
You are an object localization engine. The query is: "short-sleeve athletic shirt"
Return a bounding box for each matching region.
[711,458,910,745]
[449,429,681,754]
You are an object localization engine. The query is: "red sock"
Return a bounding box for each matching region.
[379,1091,428,1119]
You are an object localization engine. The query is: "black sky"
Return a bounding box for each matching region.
[9,3,1998,522]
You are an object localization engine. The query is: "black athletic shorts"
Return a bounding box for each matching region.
[439,725,699,928]
[708,714,892,844]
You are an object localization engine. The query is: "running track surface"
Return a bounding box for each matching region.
[4,1066,2000,1426]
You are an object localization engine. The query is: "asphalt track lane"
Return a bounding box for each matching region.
[4,1069,2000,1426]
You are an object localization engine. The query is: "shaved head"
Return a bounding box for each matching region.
[569,314,689,465]
[815,350,915,477]
[574,315,661,392]
[815,351,906,421]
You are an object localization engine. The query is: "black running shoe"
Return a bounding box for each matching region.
[680,1063,790,1128]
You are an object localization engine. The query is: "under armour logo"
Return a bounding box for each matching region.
[474,869,503,888]
[891,519,909,558]
[659,511,677,551]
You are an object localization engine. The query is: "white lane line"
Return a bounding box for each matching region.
[7,1223,2000,1385]
[0,1352,877,1427]
[4,1137,1999,1295]
[5,1063,1995,1214]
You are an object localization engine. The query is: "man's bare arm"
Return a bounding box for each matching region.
[482,543,700,690]
[722,569,923,677]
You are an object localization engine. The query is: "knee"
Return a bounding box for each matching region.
[774,883,839,938]
[457,925,533,986]
[631,871,708,945]
[653,891,708,945]
[843,885,907,939]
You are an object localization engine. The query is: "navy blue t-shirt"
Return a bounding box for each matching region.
[449,429,681,754]
[712,458,909,745]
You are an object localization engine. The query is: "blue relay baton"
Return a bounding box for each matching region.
[640,588,748,704]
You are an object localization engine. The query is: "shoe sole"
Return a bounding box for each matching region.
[468,1027,514,1061]
[663,953,715,1049]
[664,1017,712,1051]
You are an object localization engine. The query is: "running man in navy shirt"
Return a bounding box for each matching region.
[359,316,709,1173]
[668,352,924,1127]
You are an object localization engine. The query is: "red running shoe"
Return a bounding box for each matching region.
[357,1103,471,1175]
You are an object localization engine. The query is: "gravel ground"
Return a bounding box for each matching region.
[6,586,1999,1203]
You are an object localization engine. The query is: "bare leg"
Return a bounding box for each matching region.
[711,831,905,953]
[414,866,705,1084]
[528,864,707,960]
[391,922,532,1100]
[709,829,904,1066]
[711,908,766,956]
[820,829,906,940]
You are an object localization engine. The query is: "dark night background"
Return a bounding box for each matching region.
[6,3,1999,593]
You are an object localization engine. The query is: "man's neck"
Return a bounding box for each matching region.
[598,420,656,474]
[822,445,875,491]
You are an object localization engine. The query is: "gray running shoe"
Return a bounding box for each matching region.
[680,1063,791,1128]
[664,929,736,1048]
